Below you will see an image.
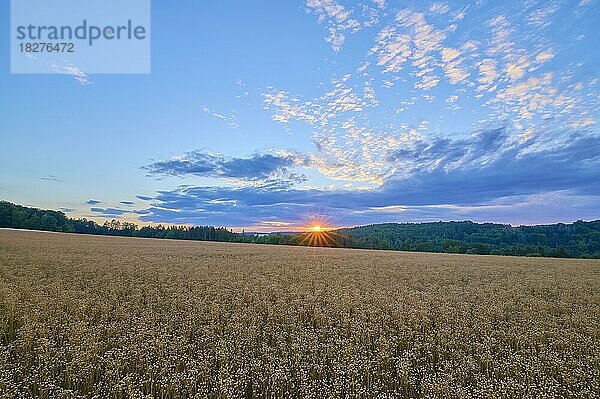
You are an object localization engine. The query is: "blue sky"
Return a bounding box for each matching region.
[1,0,599,231]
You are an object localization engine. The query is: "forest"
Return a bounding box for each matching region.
[1,200,599,258]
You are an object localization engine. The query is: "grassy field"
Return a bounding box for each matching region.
[0,230,599,398]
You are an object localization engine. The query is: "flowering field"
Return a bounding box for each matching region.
[0,230,598,398]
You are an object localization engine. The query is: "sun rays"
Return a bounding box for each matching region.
[300,229,340,247]
[298,217,344,247]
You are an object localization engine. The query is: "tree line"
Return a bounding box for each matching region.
[0,201,239,242]
[1,200,599,258]
[337,221,600,258]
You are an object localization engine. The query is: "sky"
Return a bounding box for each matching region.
[1,0,599,231]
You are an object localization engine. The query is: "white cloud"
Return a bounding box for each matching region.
[357,205,407,214]
[261,2,598,189]
[487,15,515,59]
[371,9,447,91]
[263,75,419,185]
[263,91,320,125]
[527,4,559,29]
[305,0,362,51]
[441,48,460,63]
[505,56,530,81]
[201,106,239,129]
[51,63,92,85]
[371,26,411,73]
[535,51,554,63]
[477,58,499,90]
[429,3,450,15]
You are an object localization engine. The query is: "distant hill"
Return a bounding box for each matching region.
[337,221,600,258]
[1,200,599,258]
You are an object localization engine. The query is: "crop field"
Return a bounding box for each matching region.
[0,230,599,398]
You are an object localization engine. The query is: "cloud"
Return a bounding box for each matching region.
[137,131,600,227]
[260,220,295,228]
[368,9,479,89]
[491,71,579,124]
[86,199,101,205]
[135,3,600,229]
[90,208,128,217]
[143,150,307,187]
[441,48,460,63]
[41,175,62,182]
[119,201,135,205]
[51,62,92,85]
[305,0,386,51]
[263,91,320,125]
[305,0,361,51]
[535,51,554,63]
[263,79,409,185]
[428,3,449,15]
[371,9,447,90]
[477,58,499,89]
[361,5,593,139]
[527,4,559,29]
[201,106,239,129]
[369,9,481,91]
[383,132,600,203]
[263,3,598,190]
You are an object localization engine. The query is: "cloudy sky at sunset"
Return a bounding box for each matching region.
[1,0,599,231]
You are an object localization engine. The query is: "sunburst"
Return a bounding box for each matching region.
[298,217,343,247]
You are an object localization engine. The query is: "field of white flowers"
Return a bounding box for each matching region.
[0,229,598,398]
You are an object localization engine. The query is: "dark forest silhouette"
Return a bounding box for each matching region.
[1,200,599,258]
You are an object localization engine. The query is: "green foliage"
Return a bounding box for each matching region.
[1,200,599,258]
[339,220,600,258]
[0,201,72,232]
[0,201,238,242]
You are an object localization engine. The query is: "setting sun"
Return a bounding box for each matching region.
[299,219,342,247]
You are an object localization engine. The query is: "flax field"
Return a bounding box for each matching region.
[0,230,599,398]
